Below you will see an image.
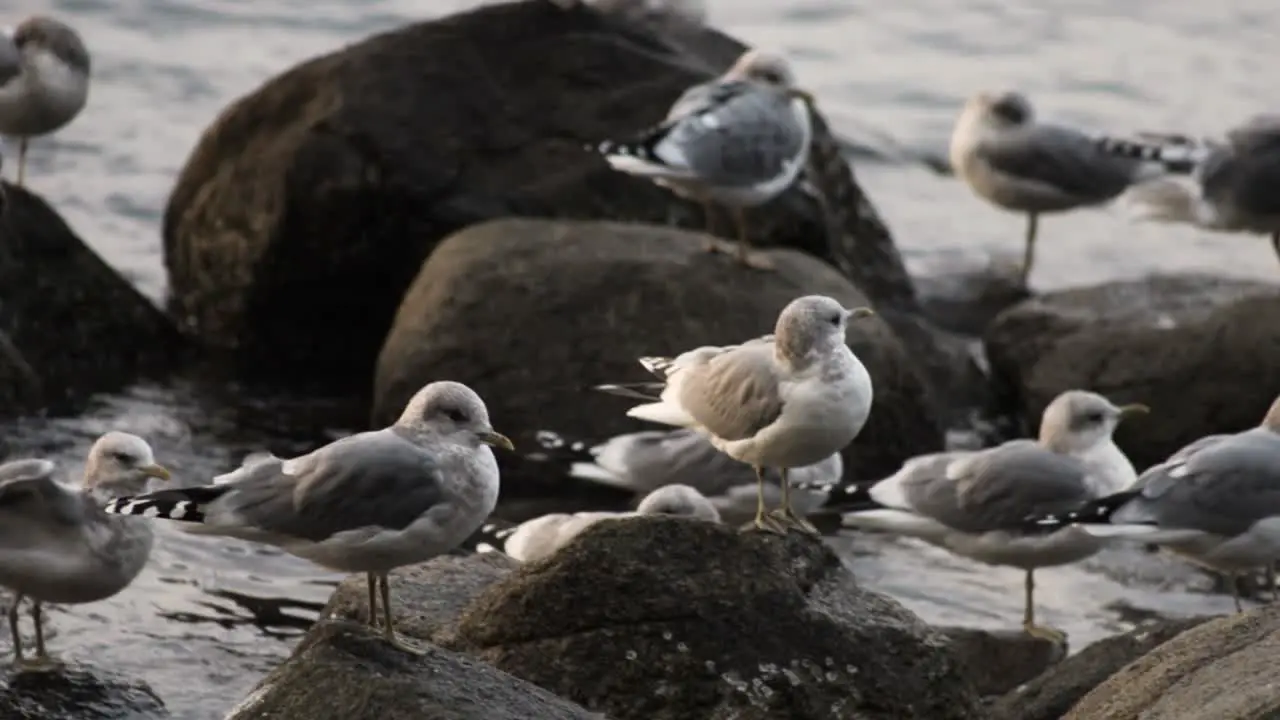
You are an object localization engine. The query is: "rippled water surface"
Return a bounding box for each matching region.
[5,0,1277,717]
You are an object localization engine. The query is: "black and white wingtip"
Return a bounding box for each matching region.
[1019,488,1145,533]
[593,382,664,402]
[103,485,231,523]
[790,479,880,512]
[463,520,519,555]
[1094,135,1209,174]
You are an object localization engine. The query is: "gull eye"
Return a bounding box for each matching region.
[444,408,468,423]
[829,313,842,326]
[1083,411,1105,424]
[110,451,133,464]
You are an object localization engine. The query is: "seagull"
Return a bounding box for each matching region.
[1093,115,1280,262]
[597,295,874,535]
[1027,393,1280,612]
[0,431,170,670]
[0,16,90,188]
[949,90,1165,286]
[593,49,814,271]
[831,390,1146,641]
[470,483,721,562]
[102,381,512,655]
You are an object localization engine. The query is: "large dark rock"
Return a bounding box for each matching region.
[983,274,1280,469]
[162,0,917,388]
[223,620,604,720]
[0,665,167,719]
[937,626,1065,698]
[372,219,943,499]
[1061,608,1280,720]
[988,616,1211,720]
[0,185,184,419]
[441,516,984,720]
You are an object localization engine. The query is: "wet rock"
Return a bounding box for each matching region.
[988,616,1211,720]
[223,620,604,720]
[372,219,944,499]
[163,0,915,388]
[1060,609,1277,720]
[937,626,1065,698]
[983,274,1280,468]
[440,516,984,720]
[0,665,167,719]
[915,263,1032,337]
[0,186,184,419]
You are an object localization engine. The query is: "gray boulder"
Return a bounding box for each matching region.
[983,274,1280,469]
[372,219,944,498]
[162,0,913,388]
[0,665,166,720]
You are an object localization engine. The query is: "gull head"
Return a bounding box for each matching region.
[1259,393,1280,433]
[84,432,170,498]
[1038,390,1147,454]
[726,49,797,90]
[636,483,721,522]
[399,380,515,452]
[963,90,1034,130]
[13,15,90,76]
[774,295,875,361]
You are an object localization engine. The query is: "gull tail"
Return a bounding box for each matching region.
[1095,135,1210,174]
[793,479,877,512]
[462,519,518,555]
[1020,489,1143,534]
[103,486,232,522]
[593,125,689,181]
[594,383,664,402]
[638,356,679,379]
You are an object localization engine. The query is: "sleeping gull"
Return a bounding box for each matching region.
[596,294,874,535]
[832,390,1147,641]
[103,380,513,654]
[0,431,170,670]
[471,483,720,562]
[0,16,90,187]
[1028,394,1280,612]
[593,48,814,271]
[949,90,1164,286]
[566,427,842,526]
[1092,116,1280,262]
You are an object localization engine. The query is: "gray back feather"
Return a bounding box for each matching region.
[0,458,89,527]
[216,428,443,542]
[676,341,783,442]
[977,124,1146,202]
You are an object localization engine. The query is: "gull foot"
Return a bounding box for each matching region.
[13,654,63,673]
[701,237,739,255]
[384,632,428,656]
[1022,623,1067,644]
[771,508,821,536]
[736,250,776,271]
[742,514,787,535]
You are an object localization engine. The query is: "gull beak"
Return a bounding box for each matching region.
[846,307,876,320]
[787,88,816,105]
[139,463,172,481]
[1115,403,1150,420]
[478,430,515,452]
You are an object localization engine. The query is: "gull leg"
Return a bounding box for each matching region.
[699,201,743,256]
[743,466,786,535]
[378,573,425,655]
[1270,233,1280,266]
[1230,572,1243,613]
[1021,570,1066,643]
[366,572,380,629]
[22,601,60,671]
[1019,213,1038,287]
[7,595,23,666]
[770,468,820,536]
[730,206,775,271]
[15,138,27,189]
[1268,563,1278,603]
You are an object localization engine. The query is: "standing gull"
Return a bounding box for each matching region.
[1093,116,1280,262]
[834,390,1147,641]
[566,428,842,526]
[1029,394,1280,612]
[593,49,814,271]
[472,483,721,563]
[103,381,513,654]
[949,91,1164,286]
[597,295,875,535]
[0,16,90,188]
[0,431,170,670]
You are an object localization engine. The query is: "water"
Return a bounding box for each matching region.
[5,0,1276,716]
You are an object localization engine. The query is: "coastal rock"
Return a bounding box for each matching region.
[372,219,943,499]
[442,516,985,720]
[0,665,167,720]
[983,274,1280,468]
[1061,609,1280,720]
[937,626,1065,698]
[0,185,184,419]
[222,620,604,720]
[163,0,914,388]
[988,616,1210,720]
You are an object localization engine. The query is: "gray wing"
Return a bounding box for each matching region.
[0,458,91,528]
[602,429,759,496]
[1114,430,1280,536]
[904,442,1092,533]
[657,81,808,187]
[216,428,445,542]
[675,341,783,442]
[0,35,18,87]
[976,123,1145,202]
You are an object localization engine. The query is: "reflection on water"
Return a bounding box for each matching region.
[5,0,1276,716]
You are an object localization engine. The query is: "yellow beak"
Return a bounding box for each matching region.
[478,430,515,452]
[788,87,816,104]
[848,307,876,320]
[139,463,172,481]
[1116,403,1150,419]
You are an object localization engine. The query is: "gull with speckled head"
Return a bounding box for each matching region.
[949,91,1165,286]
[103,381,513,655]
[831,390,1146,642]
[0,16,90,188]
[0,431,170,670]
[596,295,874,535]
[1092,116,1280,263]
[471,483,721,563]
[1029,394,1280,612]
[593,48,814,271]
